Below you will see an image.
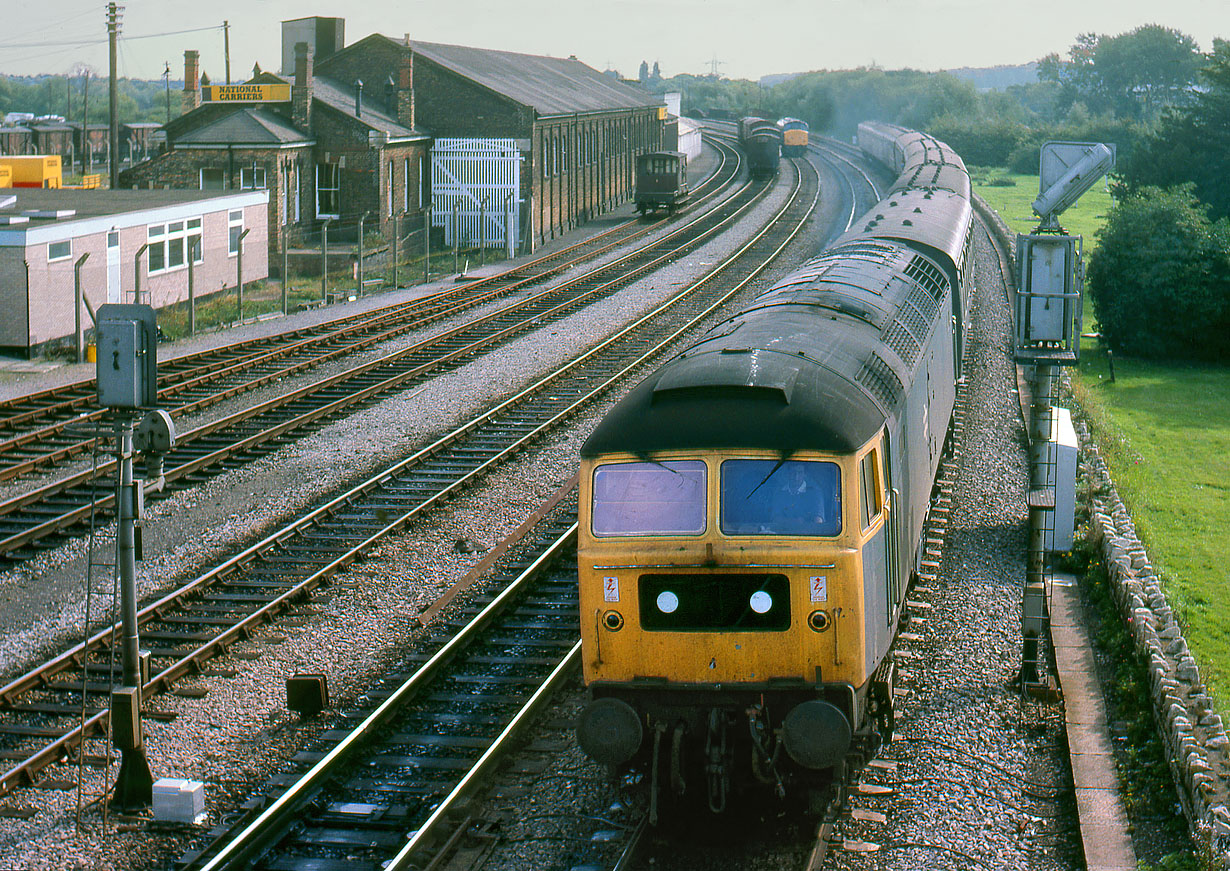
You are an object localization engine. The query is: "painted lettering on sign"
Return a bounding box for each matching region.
[202,83,291,103]
[603,576,620,603]
[809,575,828,603]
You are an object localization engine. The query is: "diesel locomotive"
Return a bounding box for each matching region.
[574,122,975,815]
[738,116,782,179]
[777,117,809,157]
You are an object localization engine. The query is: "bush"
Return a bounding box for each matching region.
[1087,185,1230,361]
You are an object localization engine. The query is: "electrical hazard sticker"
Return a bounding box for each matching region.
[603,576,620,603]
[809,576,828,603]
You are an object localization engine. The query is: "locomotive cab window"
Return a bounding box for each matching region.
[860,448,882,530]
[592,460,707,537]
[720,459,841,536]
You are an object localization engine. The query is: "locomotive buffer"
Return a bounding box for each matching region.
[1013,142,1114,687]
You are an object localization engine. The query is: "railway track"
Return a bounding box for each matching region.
[0,143,765,562]
[0,154,820,807]
[0,142,740,488]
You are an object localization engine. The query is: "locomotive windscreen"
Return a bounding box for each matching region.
[591,460,707,536]
[719,459,841,536]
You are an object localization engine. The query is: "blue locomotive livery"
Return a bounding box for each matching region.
[575,122,975,814]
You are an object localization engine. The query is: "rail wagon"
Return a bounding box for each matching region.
[738,116,781,179]
[575,123,975,817]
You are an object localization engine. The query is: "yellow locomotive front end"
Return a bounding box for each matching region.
[576,438,896,810]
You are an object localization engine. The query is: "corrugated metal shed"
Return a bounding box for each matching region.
[408,39,662,116]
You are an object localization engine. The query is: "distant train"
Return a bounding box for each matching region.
[575,121,975,816]
[634,151,689,216]
[737,116,781,179]
[777,117,809,157]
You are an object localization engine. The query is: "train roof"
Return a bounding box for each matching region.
[835,188,972,268]
[582,240,948,459]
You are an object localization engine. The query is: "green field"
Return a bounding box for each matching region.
[974,172,1230,695]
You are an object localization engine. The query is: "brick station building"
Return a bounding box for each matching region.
[121,16,665,257]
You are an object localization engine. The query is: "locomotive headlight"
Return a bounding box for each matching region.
[749,590,773,614]
[603,610,624,631]
[808,610,831,632]
[656,591,679,614]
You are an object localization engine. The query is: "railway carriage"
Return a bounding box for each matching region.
[575,124,975,815]
[634,151,690,215]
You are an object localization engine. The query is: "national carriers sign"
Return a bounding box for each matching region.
[202,83,291,103]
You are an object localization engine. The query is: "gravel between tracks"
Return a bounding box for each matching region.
[0,153,807,869]
[471,218,1088,871]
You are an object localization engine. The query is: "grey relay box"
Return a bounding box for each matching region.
[95,304,159,409]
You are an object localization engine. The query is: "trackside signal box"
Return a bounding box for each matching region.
[96,304,158,409]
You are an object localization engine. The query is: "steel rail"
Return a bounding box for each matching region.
[180,158,820,868]
[195,527,578,871]
[0,151,755,558]
[0,140,738,481]
[0,155,818,800]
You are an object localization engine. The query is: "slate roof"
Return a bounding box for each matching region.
[311,75,426,140]
[406,39,663,117]
[175,108,312,146]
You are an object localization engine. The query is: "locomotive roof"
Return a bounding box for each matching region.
[582,241,947,459]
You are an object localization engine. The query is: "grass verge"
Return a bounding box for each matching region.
[974,172,1230,699]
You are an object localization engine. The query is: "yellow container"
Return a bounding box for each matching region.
[0,155,62,188]
[86,343,96,363]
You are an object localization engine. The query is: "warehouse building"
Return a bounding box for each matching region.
[121,16,665,256]
[0,187,267,356]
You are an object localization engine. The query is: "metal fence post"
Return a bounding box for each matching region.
[424,206,431,284]
[357,213,366,298]
[281,225,289,316]
[391,212,399,290]
[74,253,90,362]
[237,228,250,322]
[133,243,148,305]
[452,201,459,275]
[321,219,331,304]
[505,194,515,260]
[188,240,197,336]
[479,197,486,268]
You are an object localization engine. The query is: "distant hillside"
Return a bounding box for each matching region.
[944,63,1038,91]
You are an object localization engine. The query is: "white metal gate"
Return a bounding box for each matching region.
[431,138,521,249]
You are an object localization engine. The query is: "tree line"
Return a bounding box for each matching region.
[0,73,180,125]
[650,24,1228,362]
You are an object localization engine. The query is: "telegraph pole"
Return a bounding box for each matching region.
[107,2,121,189]
[223,20,231,84]
[163,62,171,124]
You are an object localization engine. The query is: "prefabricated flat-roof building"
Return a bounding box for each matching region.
[0,187,268,356]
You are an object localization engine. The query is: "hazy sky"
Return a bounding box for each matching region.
[1,0,1227,83]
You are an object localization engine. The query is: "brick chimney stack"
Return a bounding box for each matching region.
[183,50,201,113]
[292,42,313,130]
[396,38,414,129]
